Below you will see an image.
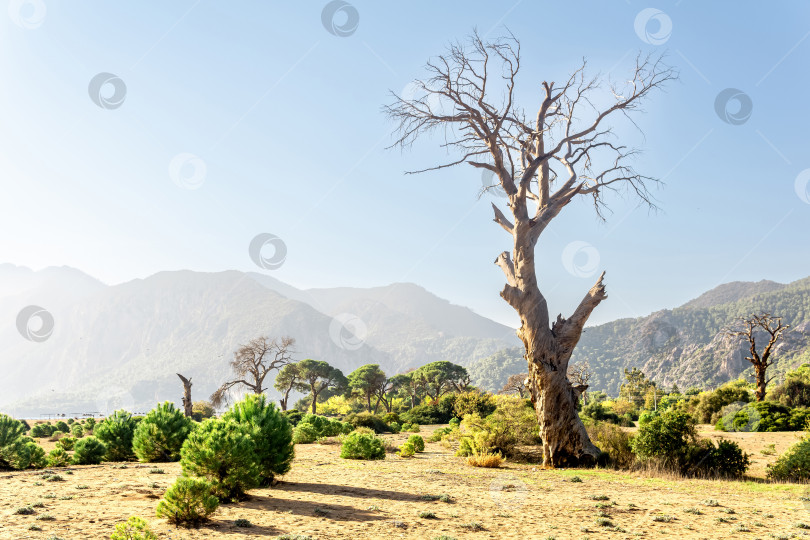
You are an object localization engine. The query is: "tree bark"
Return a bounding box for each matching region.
[177,373,193,418]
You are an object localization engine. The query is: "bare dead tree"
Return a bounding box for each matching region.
[567,361,592,403]
[725,313,789,401]
[210,336,295,408]
[500,373,529,398]
[386,31,675,466]
[177,373,193,417]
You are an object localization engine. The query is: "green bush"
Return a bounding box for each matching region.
[282,409,304,426]
[398,441,416,457]
[389,421,401,433]
[767,437,810,481]
[94,410,138,461]
[110,516,158,539]
[191,401,216,422]
[292,423,318,444]
[449,417,461,428]
[705,439,750,478]
[456,397,539,458]
[46,447,72,467]
[71,424,84,437]
[84,418,96,432]
[155,477,219,525]
[716,402,807,432]
[222,394,294,484]
[453,391,497,418]
[0,414,26,465]
[133,402,193,462]
[401,422,420,432]
[0,415,46,469]
[401,394,457,424]
[631,410,696,467]
[57,437,77,451]
[339,432,386,460]
[73,436,107,465]
[180,418,259,501]
[580,401,622,425]
[383,412,400,424]
[343,412,391,433]
[30,424,48,438]
[694,381,751,423]
[584,420,635,469]
[407,435,425,453]
[55,421,69,433]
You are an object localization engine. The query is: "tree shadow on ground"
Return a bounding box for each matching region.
[195,519,282,537]
[275,481,424,502]
[240,491,390,523]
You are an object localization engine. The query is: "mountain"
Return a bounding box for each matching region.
[469,276,810,395]
[0,266,518,416]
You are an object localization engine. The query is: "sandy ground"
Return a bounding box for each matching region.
[2,425,809,540]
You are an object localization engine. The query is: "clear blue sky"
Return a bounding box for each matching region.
[1,1,809,328]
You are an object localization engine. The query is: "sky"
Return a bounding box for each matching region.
[1,1,809,328]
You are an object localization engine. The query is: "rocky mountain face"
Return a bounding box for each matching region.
[470,277,810,395]
[0,265,518,416]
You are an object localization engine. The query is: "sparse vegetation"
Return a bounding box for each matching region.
[155,477,219,525]
[110,516,158,540]
[339,432,385,460]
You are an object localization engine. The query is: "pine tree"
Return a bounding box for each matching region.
[94,410,138,461]
[133,402,193,462]
[221,394,294,485]
[180,418,260,501]
[155,477,219,525]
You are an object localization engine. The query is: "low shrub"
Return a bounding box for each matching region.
[453,391,497,419]
[180,418,259,501]
[429,426,453,442]
[383,412,400,424]
[133,402,193,462]
[222,394,294,484]
[585,420,635,469]
[55,421,69,433]
[631,410,696,468]
[46,447,72,468]
[110,516,158,540]
[407,435,425,452]
[57,437,77,451]
[767,437,810,481]
[401,422,420,433]
[0,415,46,469]
[191,401,216,422]
[401,394,457,425]
[343,412,390,433]
[71,424,84,438]
[389,421,401,433]
[73,437,107,465]
[94,410,138,461]
[467,450,502,468]
[717,402,810,432]
[398,441,416,457]
[292,424,318,444]
[456,397,539,458]
[282,409,304,426]
[156,477,219,525]
[30,424,49,438]
[449,417,460,428]
[339,432,386,460]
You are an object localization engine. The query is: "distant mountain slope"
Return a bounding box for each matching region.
[469,276,810,395]
[1,267,517,416]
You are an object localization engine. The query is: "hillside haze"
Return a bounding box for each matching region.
[469,276,810,395]
[0,266,519,416]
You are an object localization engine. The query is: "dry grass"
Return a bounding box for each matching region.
[467,451,503,468]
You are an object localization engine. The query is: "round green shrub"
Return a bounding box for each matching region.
[180,418,259,501]
[46,447,72,468]
[156,477,219,525]
[767,437,810,481]
[71,424,84,438]
[73,436,107,465]
[398,441,416,457]
[222,394,294,484]
[55,421,69,433]
[133,402,193,462]
[84,418,96,432]
[339,432,386,460]
[110,516,158,540]
[94,410,138,461]
[453,391,497,418]
[448,417,461,428]
[0,415,45,469]
[383,412,400,424]
[282,409,303,426]
[30,424,47,438]
[57,436,76,451]
[343,412,391,433]
[292,423,318,444]
[389,421,401,433]
[707,439,750,478]
[407,434,425,452]
[401,422,420,433]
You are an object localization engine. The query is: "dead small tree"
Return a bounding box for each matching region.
[211,335,295,407]
[725,313,789,401]
[386,31,674,466]
[177,373,193,417]
[500,373,529,398]
[567,361,592,403]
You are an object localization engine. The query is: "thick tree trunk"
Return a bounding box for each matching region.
[754,364,768,401]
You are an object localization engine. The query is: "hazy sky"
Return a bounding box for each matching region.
[1,1,809,328]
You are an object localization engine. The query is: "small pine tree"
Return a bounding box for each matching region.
[132,402,193,462]
[222,394,294,484]
[339,432,386,460]
[71,423,84,438]
[155,477,219,525]
[94,410,138,461]
[55,420,69,433]
[0,414,26,468]
[8,439,47,469]
[407,434,425,452]
[180,418,259,501]
[73,436,107,465]
[110,516,158,540]
[46,446,72,467]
